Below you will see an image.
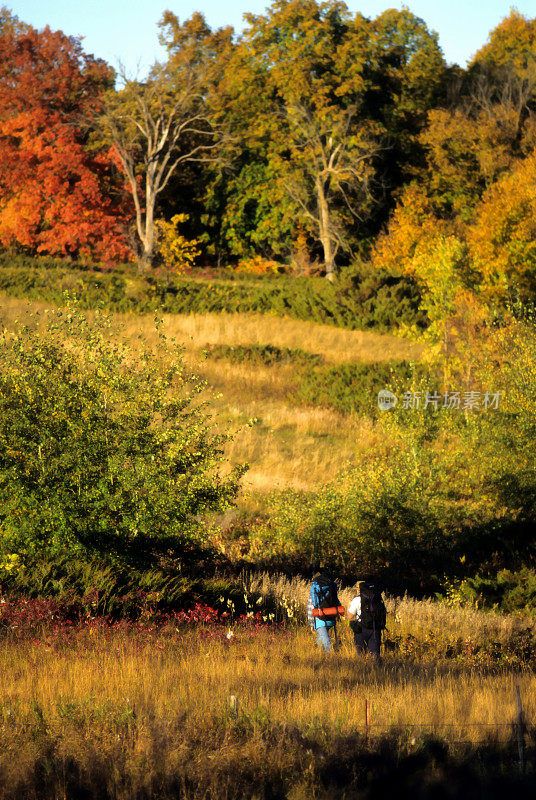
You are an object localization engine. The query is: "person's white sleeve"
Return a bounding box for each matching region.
[348,596,361,618]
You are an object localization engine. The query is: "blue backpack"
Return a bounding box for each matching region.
[313,575,338,607]
[310,574,339,623]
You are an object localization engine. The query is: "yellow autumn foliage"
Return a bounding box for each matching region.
[235,255,283,275]
[155,214,201,274]
[467,152,536,301]
[370,183,453,277]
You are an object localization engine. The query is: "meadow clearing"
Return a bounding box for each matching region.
[1,577,535,799]
[0,293,423,494]
[4,3,536,794]
[1,290,536,798]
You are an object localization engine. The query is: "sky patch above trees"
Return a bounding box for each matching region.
[9,0,536,78]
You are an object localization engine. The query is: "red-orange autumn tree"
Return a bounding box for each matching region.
[0,21,132,261]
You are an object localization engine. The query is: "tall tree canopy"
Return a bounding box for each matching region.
[415,9,536,224]
[472,9,536,73]
[0,18,131,261]
[212,0,446,274]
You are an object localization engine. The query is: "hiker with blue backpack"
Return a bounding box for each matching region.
[307,573,344,652]
[348,580,387,660]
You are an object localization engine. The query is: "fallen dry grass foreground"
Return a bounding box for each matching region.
[1,584,536,799]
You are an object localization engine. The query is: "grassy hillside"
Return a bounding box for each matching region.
[2,264,535,597]
[2,283,536,797]
[0,293,424,494]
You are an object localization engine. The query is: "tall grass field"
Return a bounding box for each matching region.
[1,577,536,799]
[2,286,536,798]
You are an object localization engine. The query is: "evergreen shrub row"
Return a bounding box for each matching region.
[0,256,427,332]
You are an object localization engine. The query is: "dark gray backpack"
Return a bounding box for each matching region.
[359,582,387,629]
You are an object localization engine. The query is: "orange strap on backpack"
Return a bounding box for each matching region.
[312,606,345,617]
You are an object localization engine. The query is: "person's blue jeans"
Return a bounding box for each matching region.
[316,625,332,652]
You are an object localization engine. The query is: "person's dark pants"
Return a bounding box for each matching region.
[353,627,381,659]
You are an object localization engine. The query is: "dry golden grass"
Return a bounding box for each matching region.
[249,573,522,645]
[1,595,533,798]
[0,625,533,753]
[2,572,531,762]
[157,310,425,364]
[0,295,424,363]
[0,293,409,492]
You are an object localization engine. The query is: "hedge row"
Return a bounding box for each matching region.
[0,256,427,332]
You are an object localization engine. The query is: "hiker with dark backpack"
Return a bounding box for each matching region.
[308,573,344,652]
[347,581,387,660]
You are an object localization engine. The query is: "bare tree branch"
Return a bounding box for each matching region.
[95,65,222,272]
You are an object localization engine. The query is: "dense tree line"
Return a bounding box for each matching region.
[1,3,536,295]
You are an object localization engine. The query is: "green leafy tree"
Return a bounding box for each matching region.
[0,305,245,564]
[226,0,382,278]
[215,1,446,273]
[369,8,448,200]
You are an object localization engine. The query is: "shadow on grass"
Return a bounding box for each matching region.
[5,724,536,800]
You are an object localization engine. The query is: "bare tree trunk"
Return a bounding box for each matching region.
[316,177,335,280]
[138,248,153,273]
[137,179,156,274]
[98,69,221,273]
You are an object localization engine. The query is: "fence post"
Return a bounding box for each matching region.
[515,684,526,775]
[229,694,238,717]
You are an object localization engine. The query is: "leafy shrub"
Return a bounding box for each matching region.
[155,214,201,274]
[296,360,434,415]
[0,257,427,332]
[251,453,467,587]
[442,569,536,614]
[0,251,100,272]
[0,305,245,564]
[203,343,324,367]
[235,255,284,274]
[204,347,435,418]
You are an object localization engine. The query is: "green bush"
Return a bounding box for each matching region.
[203,343,324,367]
[252,451,482,588]
[0,257,428,332]
[295,360,435,415]
[0,305,245,565]
[203,346,436,419]
[442,569,536,613]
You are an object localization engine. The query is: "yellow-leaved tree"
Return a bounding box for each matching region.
[155,214,201,275]
[371,182,487,388]
[467,152,536,302]
[371,183,451,276]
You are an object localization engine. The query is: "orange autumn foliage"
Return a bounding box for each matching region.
[467,152,536,300]
[370,183,453,276]
[419,106,533,222]
[0,25,132,261]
